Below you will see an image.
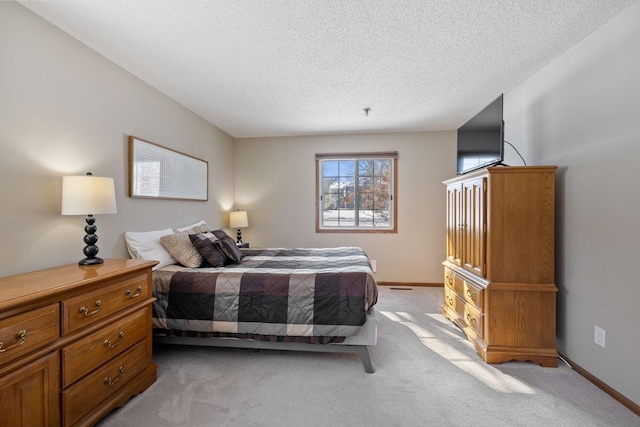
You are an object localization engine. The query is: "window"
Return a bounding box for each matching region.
[316,152,397,232]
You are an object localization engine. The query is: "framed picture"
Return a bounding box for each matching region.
[128,136,208,201]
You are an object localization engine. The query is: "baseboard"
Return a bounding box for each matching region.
[377,281,443,287]
[560,353,640,416]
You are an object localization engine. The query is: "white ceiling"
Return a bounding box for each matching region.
[18,0,636,138]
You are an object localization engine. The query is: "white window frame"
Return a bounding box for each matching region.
[316,152,398,233]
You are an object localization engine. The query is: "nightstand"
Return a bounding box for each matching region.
[237,242,249,248]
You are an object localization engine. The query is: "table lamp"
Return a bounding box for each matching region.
[61,172,117,265]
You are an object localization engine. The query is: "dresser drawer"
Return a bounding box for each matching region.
[62,273,149,334]
[444,267,483,310]
[0,351,60,426]
[61,308,149,387]
[62,339,149,427]
[0,304,59,367]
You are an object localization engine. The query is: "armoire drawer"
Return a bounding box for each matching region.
[61,308,149,387]
[444,267,484,310]
[62,339,149,427]
[462,280,483,310]
[443,287,483,338]
[463,304,483,338]
[0,304,59,367]
[61,273,150,334]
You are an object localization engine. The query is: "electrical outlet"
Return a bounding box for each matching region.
[370,260,377,272]
[594,325,606,348]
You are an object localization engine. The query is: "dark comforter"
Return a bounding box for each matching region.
[152,247,378,343]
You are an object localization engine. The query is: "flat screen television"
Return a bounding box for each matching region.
[456,94,504,175]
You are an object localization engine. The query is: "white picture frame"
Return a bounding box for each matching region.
[128,136,208,201]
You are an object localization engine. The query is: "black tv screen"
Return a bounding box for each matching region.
[456,94,504,175]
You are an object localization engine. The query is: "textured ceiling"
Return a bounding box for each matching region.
[18,0,636,138]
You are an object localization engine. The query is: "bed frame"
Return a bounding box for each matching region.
[154,337,374,373]
[154,308,377,373]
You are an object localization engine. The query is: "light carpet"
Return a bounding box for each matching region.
[97,286,638,427]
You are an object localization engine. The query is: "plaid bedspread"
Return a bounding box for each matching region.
[152,247,378,343]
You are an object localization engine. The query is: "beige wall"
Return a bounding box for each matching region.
[504,2,640,406]
[234,132,455,283]
[0,2,235,277]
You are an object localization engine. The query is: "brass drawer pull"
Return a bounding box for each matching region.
[446,295,454,306]
[104,365,125,386]
[104,331,125,349]
[0,330,27,353]
[79,300,102,317]
[446,276,453,286]
[125,286,143,298]
[466,289,476,299]
[466,313,476,324]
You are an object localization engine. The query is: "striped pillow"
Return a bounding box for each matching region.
[189,232,228,267]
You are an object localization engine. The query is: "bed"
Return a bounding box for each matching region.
[150,244,379,373]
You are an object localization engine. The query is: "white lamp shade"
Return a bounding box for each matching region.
[61,175,117,215]
[229,210,248,228]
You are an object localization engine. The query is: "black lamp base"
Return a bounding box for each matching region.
[79,256,104,265]
[236,228,243,244]
[79,214,102,266]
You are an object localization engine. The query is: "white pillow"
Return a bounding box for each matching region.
[175,220,209,233]
[124,228,176,269]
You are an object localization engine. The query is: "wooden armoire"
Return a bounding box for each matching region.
[441,165,558,367]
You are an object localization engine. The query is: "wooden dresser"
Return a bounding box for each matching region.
[442,166,558,367]
[0,259,157,426]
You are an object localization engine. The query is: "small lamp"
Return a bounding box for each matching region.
[229,210,248,244]
[62,172,117,265]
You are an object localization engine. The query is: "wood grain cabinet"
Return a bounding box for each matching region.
[442,166,559,367]
[0,259,157,426]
